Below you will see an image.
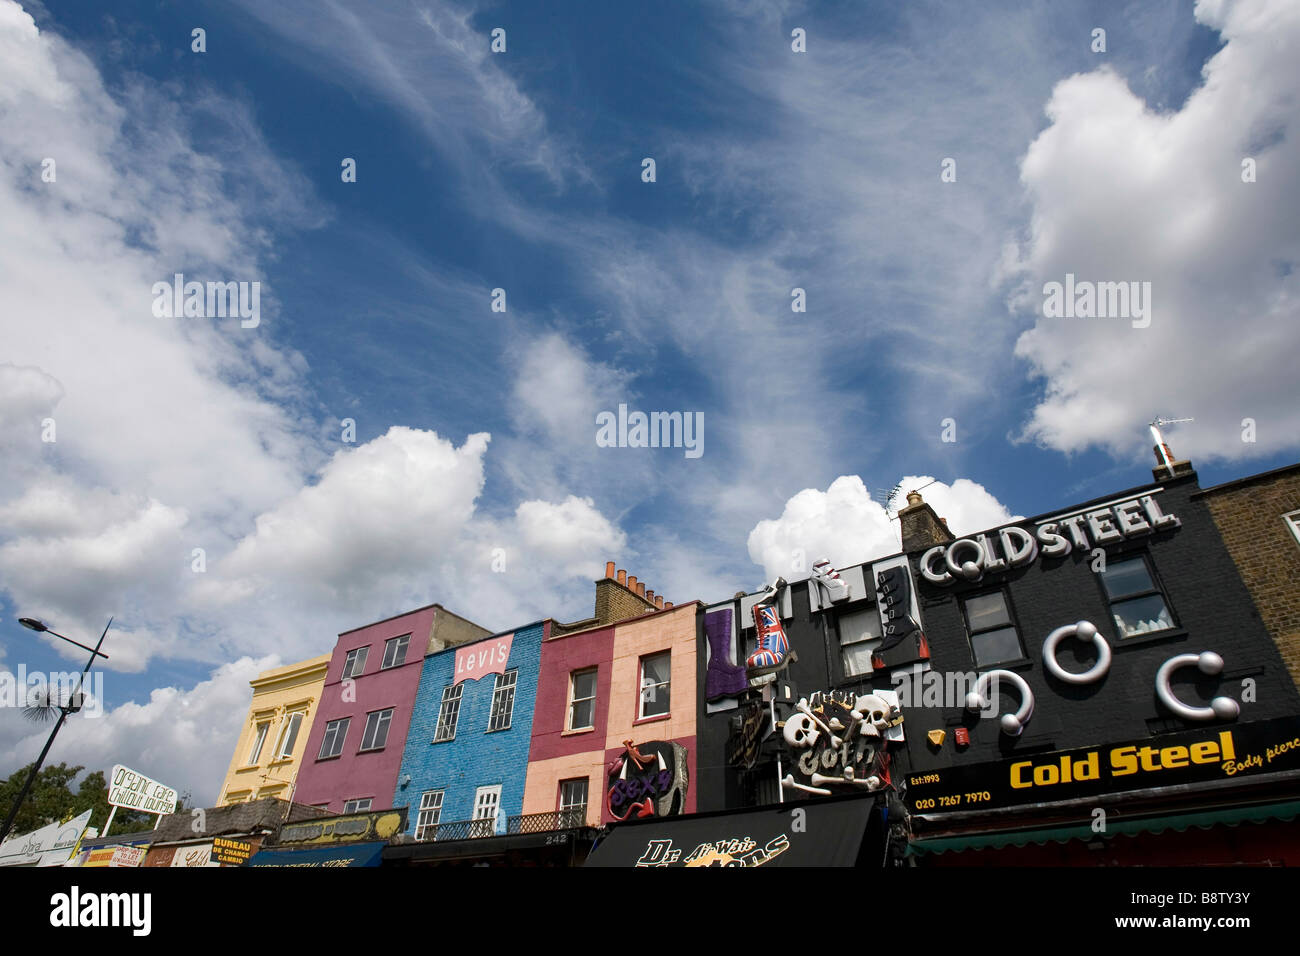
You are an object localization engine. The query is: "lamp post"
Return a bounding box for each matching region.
[0,617,112,845]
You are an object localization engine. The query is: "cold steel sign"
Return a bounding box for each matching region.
[107,764,178,815]
[905,716,1300,814]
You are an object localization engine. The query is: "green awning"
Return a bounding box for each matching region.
[908,798,1300,855]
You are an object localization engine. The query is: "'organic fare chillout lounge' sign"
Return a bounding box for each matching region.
[107,764,179,815]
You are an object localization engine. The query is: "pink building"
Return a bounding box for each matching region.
[293,603,489,814]
[523,562,700,826]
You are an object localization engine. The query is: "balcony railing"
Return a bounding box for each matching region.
[416,809,589,843]
[506,809,588,834]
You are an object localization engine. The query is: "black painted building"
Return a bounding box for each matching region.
[693,458,1300,865]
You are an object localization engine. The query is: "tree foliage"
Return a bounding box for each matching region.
[0,763,165,838]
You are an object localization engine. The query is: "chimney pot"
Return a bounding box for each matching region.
[605,561,616,579]
[618,569,627,585]
[664,601,673,608]
[627,575,637,592]
[655,595,664,609]
[646,589,655,603]
[637,582,646,597]
[940,517,948,528]
[906,490,923,507]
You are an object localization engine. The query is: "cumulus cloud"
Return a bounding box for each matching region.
[747,474,1015,581]
[1004,0,1300,462]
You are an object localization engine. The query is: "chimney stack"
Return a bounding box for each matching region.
[592,559,666,626]
[898,488,956,554]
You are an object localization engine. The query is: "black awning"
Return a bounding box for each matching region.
[585,794,882,867]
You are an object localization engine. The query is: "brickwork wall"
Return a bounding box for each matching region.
[1199,467,1300,691]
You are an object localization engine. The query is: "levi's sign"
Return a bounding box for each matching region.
[905,716,1300,813]
[107,764,178,815]
[919,493,1179,586]
[453,634,513,683]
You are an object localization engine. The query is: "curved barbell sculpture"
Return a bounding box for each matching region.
[1042,620,1111,685]
[1155,652,1240,721]
[965,669,1034,736]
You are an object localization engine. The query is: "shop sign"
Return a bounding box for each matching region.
[453,634,513,683]
[107,764,178,815]
[212,837,253,865]
[905,715,1300,813]
[919,493,1179,586]
[84,845,146,868]
[277,808,407,846]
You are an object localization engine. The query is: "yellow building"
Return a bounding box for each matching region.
[217,654,331,806]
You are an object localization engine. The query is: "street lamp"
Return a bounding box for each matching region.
[0,616,113,845]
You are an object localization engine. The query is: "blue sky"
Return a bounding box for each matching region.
[2,0,1296,802]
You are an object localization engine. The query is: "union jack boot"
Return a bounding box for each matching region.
[747,580,795,675]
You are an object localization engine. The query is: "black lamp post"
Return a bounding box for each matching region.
[0,617,112,845]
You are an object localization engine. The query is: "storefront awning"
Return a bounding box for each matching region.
[585,794,881,867]
[245,841,386,867]
[908,797,1300,855]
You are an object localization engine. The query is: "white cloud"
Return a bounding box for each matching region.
[747,474,1015,581]
[1004,0,1300,462]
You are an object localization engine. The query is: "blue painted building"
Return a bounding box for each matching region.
[392,621,545,840]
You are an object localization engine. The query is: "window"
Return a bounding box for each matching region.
[415,790,444,841]
[488,670,517,732]
[471,785,502,837]
[1100,555,1175,638]
[342,798,372,814]
[318,717,350,759]
[639,652,671,719]
[434,684,463,742]
[274,711,304,760]
[961,591,1023,668]
[838,607,879,677]
[558,778,588,827]
[246,722,269,765]
[360,708,394,751]
[567,669,597,731]
[1285,510,1300,548]
[342,646,369,680]
[382,634,411,670]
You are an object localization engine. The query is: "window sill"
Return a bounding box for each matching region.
[634,713,671,727]
[357,747,387,754]
[974,656,1034,671]
[485,725,512,733]
[315,754,343,763]
[431,737,456,745]
[562,726,595,737]
[1113,627,1187,649]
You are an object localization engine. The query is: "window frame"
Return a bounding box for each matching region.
[342,797,372,814]
[558,778,588,827]
[566,668,598,731]
[433,683,464,742]
[959,588,1025,669]
[273,711,304,761]
[1097,551,1177,640]
[359,707,395,752]
[487,669,518,732]
[317,716,350,760]
[341,646,369,680]
[381,634,411,670]
[472,784,502,837]
[836,605,880,679]
[638,651,671,719]
[1284,509,1300,549]
[415,790,444,841]
[246,721,270,765]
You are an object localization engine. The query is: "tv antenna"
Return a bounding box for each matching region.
[1149,417,1193,469]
